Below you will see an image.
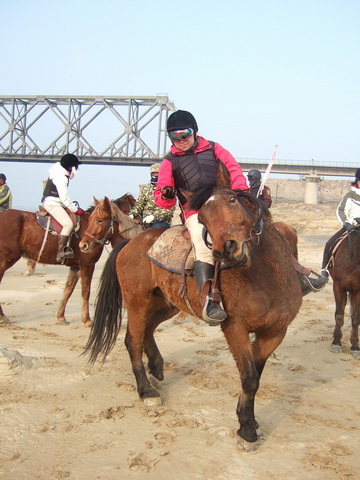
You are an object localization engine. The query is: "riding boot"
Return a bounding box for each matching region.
[298,274,328,296]
[194,260,227,326]
[56,235,74,263]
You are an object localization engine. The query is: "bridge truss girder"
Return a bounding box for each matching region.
[0,95,175,165]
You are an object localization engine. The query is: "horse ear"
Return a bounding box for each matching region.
[103,196,111,209]
[93,196,99,205]
[216,160,231,187]
[179,188,192,202]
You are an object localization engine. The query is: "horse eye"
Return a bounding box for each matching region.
[98,219,104,224]
[230,196,236,203]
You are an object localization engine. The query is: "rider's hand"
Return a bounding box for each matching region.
[76,208,84,216]
[161,186,176,200]
[344,222,354,231]
[143,214,155,224]
[353,217,360,225]
[128,214,134,219]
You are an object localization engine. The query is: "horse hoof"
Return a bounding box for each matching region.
[237,433,264,452]
[350,349,360,359]
[55,319,69,326]
[330,344,342,353]
[0,315,11,325]
[143,396,163,407]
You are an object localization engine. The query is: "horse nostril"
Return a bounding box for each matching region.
[224,240,237,254]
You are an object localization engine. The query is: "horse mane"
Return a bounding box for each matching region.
[188,184,217,212]
[107,199,142,239]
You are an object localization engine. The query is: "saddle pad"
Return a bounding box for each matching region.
[147,225,194,274]
[36,210,80,235]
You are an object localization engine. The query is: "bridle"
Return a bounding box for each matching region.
[84,207,138,246]
[202,190,264,250]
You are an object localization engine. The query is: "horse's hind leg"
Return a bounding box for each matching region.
[125,320,162,406]
[331,283,347,353]
[144,304,179,381]
[349,292,360,357]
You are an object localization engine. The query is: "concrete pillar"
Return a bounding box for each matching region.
[304,173,321,204]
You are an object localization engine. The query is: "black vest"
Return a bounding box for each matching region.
[165,141,217,205]
[41,177,69,202]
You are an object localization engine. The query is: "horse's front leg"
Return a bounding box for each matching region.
[125,308,162,407]
[79,264,95,327]
[56,267,80,325]
[222,322,260,444]
[350,292,360,358]
[331,283,347,353]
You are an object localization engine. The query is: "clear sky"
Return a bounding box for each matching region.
[1,0,359,210]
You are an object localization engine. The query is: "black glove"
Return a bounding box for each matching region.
[344,222,355,232]
[161,186,176,200]
[354,217,360,225]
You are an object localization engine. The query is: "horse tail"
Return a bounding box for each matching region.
[84,239,129,364]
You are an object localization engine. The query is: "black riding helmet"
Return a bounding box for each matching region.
[355,168,360,181]
[167,110,198,133]
[0,173,6,182]
[60,153,82,171]
[247,169,262,180]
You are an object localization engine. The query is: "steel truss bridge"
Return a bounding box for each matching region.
[0,95,356,177]
[0,95,175,165]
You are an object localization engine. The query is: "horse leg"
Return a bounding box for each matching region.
[79,264,95,327]
[331,283,347,353]
[24,258,37,276]
[349,292,360,357]
[223,321,288,447]
[222,322,261,444]
[56,267,80,325]
[144,304,179,381]
[124,306,164,407]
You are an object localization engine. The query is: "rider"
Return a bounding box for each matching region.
[130,163,175,228]
[42,154,84,263]
[154,110,249,325]
[0,173,12,211]
[321,168,360,275]
[247,169,272,208]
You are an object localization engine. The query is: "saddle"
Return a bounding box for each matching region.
[147,226,223,315]
[328,232,349,269]
[36,205,80,235]
[147,226,194,274]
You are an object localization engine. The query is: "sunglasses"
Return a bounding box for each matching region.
[168,128,194,141]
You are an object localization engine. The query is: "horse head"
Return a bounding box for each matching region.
[79,196,142,253]
[186,186,264,268]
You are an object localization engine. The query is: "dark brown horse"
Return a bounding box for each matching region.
[329,230,360,357]
[0,199,141,326]
[24,193,137,276]
[84,185,302,448]
[111,193,136,215]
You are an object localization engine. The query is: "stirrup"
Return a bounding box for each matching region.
[320,268,330,277]
[302,275,328,293]
[202,295,227,326]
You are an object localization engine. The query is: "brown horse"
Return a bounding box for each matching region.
[329,230,360,357]
[24,193,137,276]
[84,185,302,448]
[0,199,141,326]
[111,193,136,215]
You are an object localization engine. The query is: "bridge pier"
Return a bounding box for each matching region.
[304,173,322,204]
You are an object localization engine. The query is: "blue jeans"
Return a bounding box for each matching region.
[152,221,170,228]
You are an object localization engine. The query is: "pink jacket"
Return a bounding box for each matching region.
[154,136,249,219]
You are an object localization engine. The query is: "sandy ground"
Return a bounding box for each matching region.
[1,203,359,480]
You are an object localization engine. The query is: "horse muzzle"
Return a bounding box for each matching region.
[212,239,250,267]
